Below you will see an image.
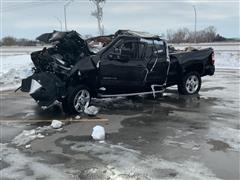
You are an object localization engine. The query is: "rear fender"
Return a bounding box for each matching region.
[183,63,204,76]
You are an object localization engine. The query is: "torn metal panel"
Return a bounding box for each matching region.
[29,72,65,107]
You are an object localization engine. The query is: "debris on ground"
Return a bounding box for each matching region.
[25,144,31,149]
[84,106,100,116]
[91,125,105,140]
[51,120,63,129]
[75,115,81,119]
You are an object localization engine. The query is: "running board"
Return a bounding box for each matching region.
[98,89,165,98]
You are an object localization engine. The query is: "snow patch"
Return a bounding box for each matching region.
[0,54,33,91]
[12,128,47,146]
[0,143,76,180]
[12,120,64,146]
[66,140,220,179]
[215,52,240,69]
[91,125,105,140]
[208,122,240,151]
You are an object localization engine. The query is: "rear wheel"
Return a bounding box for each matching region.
[62,85,91,114]
[178,72,201,95]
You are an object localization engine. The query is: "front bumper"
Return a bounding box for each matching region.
[21,72,65,107]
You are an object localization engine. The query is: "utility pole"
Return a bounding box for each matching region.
[192,5,197,43]
[54,16,63,31]
[90,0,105,35]
[64,0,73,31]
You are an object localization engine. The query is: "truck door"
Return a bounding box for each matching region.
[99,40,147,92]
[145,39,169,85]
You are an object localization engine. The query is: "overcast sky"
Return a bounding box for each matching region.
[1,0,239,39]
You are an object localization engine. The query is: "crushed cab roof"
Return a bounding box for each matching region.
[115,30,160,39]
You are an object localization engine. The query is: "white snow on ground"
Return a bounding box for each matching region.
[12,127,48,146]
[0,54,33,91]
[215,52,240,69]
[0,143,76,180]
[207,122,240,152]
[62,140,220,180]
[12,120,63,146]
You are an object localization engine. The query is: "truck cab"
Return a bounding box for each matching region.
[94,34,170,95]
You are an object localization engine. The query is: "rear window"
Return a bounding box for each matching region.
[140,38,166,57]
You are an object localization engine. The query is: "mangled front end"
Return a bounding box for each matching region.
[21,72,65,107]
[21,31,96,108]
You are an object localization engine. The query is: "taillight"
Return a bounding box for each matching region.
[211,52,215,65]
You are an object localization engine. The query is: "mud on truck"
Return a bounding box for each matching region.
[20,30,215,114]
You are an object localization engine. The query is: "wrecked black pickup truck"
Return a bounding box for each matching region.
[21,30,215,114]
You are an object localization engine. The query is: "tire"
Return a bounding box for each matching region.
[62,85,91,114]
[178,72,201,95]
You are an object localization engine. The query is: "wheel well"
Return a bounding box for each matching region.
[184,63,203,75]
[66,72,97,96]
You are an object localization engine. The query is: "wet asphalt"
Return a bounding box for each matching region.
[0,69,239,180]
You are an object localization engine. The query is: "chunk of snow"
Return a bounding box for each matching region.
[75,115,81,119]
[25,144,31,149]
[51,120,63,129]
[91,125,105,140]
[84,106,100,116]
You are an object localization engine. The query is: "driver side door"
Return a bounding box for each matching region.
[99,40,147,93]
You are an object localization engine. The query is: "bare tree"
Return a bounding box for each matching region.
[167,26,218,43]
[1,36,17,46]
[90,0,106,36]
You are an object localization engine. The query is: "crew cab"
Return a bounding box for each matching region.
[21,30,215,114]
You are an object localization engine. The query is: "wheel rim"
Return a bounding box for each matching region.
[185,75,199,94]
[73,89,90,113]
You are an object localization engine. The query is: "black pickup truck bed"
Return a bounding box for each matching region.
[167,48,215,87]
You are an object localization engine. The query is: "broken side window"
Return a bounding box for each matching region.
[118,41,146,60]
[153,40,166,55]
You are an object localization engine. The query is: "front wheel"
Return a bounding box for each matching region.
[178,72,201,95]
[62,85,91,114]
